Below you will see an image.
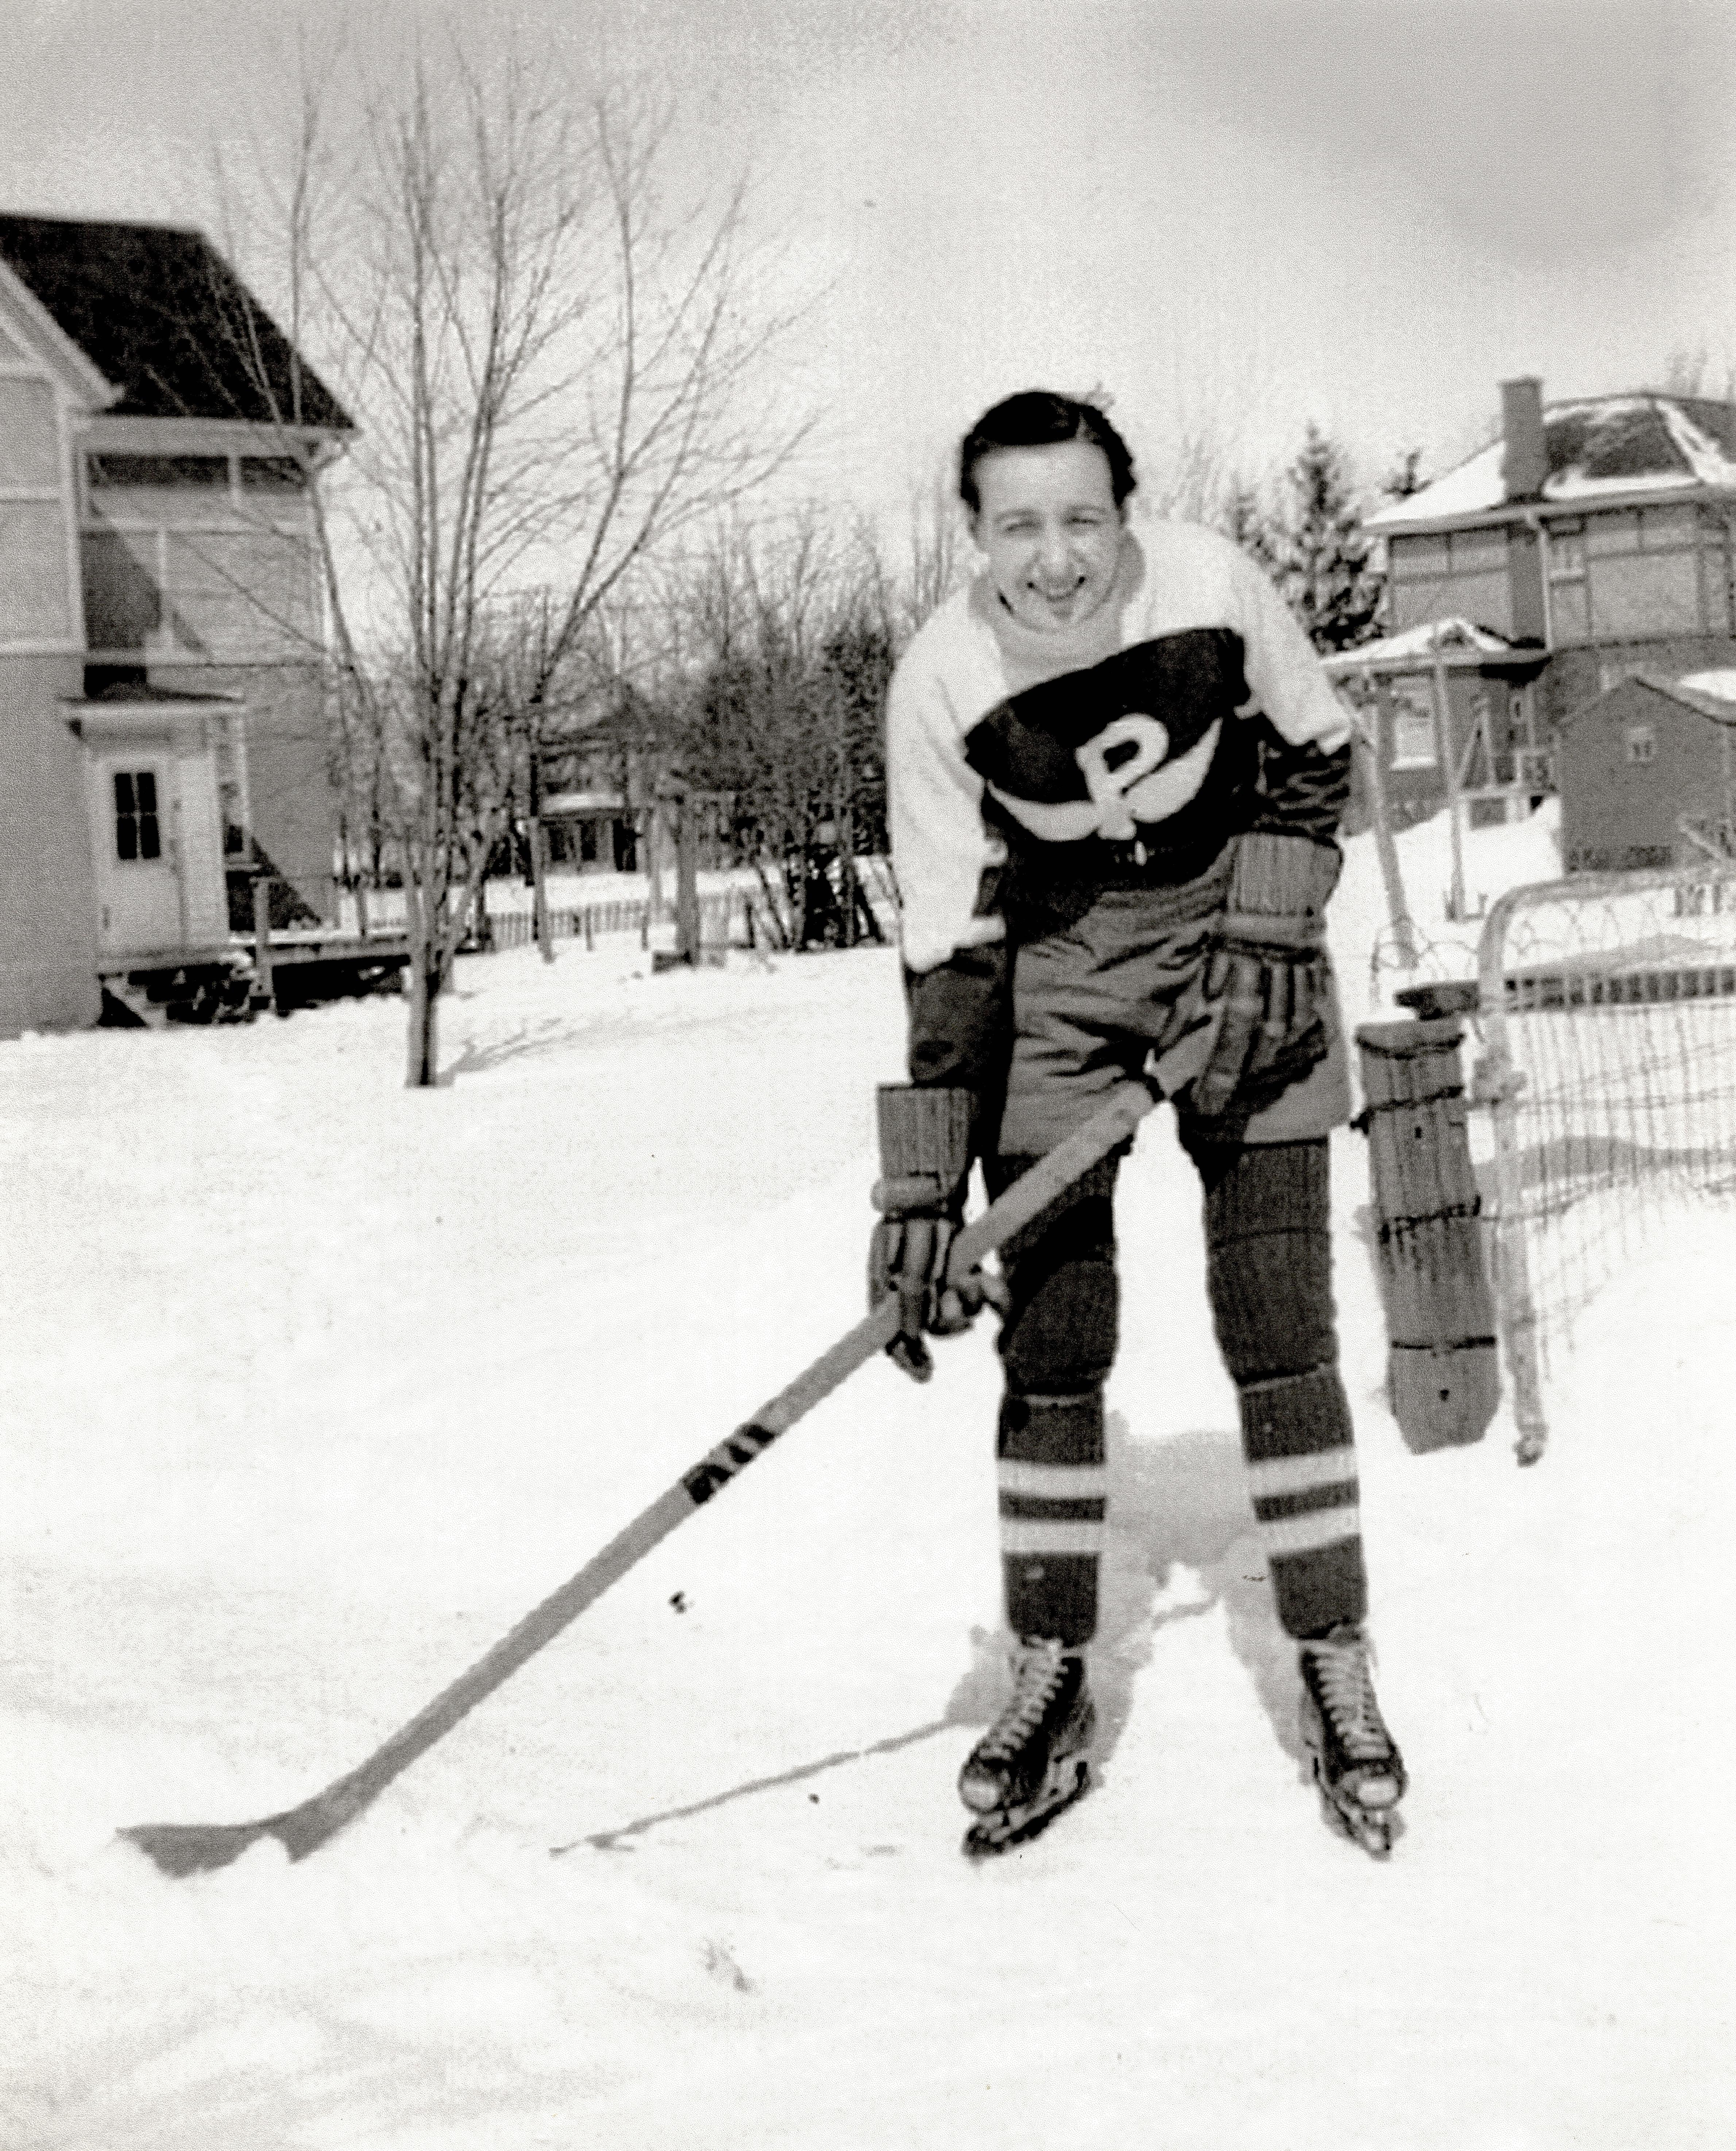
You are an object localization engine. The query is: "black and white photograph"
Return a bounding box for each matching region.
[2,2,1733,2144]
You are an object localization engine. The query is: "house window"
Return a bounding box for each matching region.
[87,454,229,490]
[1585,511,1640,557]
[1391,714,1437,768]
[1390,534,1448,579]
[0,376,61,488]
[1390,686,1437,769]
[1638,506,1696,550]
[113,771,162,860]
[1449,528,1506,573]
[1624,723,1656,766]
[1548,522,1586,581]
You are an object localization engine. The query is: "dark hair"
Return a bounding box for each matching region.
[958,390,1137,514]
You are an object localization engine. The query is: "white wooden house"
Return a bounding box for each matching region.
[0,215,353,1034]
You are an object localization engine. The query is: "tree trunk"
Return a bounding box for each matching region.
[838,799,857,948]
[752,855,789,949]
[529,814,554,963]
[790,821,809,952]
[527,740,555,965]
[401,836,442,1089]
[674,793,700,961]
[643,796,662,924]
[406,953,440,1087]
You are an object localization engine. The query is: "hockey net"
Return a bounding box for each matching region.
[1472,862,1736,1458]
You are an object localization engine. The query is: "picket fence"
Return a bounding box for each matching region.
[349,859,900,957]
[480,893,741,953]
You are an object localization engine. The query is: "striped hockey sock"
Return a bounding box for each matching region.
[998,1389,1105,1647]
[1188,1136,1368,1638]
[1240,1364,1366,1637]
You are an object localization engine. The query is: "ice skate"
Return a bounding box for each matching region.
[959,1637,1096,1857]
[1298,1623,1407,1857]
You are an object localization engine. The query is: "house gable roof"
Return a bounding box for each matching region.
[0,253,118,403]
[1368,393,1736,534]
[0,215,351,431]
[1561,672,1736,732]
[1678,668,1736,709]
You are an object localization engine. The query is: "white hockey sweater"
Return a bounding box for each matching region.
[887,523,1354,973]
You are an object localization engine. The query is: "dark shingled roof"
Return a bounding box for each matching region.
[0,214,352,429]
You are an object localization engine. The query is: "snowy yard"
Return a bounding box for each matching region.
[4,809,1735,2150]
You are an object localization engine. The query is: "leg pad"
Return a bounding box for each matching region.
[1193,1138,1337,1384]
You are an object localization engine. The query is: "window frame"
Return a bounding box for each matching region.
[112,767,165,863]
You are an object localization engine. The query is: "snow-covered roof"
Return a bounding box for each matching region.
[1322,617,1521,675]
[1677,668,1736,706]
[1562,672,1736,729]
[1367,394,1736,532]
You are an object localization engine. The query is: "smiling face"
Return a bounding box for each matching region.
[969,438,1128,634]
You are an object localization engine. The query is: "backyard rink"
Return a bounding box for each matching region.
[3,806,1735,2151]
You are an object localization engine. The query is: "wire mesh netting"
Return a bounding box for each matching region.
[1475,866,1736,1426]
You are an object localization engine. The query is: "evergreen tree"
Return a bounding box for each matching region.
[1274,424,1384,655]
[1220,478,1285,577]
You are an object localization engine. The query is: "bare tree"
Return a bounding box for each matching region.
[224,45,807,1082]
[888,471,968,648]
[658,508,896,947]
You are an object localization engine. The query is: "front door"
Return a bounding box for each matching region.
[88,751,184,956]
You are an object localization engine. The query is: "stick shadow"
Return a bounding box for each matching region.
[942,1412,1306,1786]
[556,1420,1305,1858]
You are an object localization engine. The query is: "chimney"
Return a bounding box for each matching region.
[1501,376,1548,501]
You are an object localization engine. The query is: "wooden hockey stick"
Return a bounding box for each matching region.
[121,1079,1158,1877]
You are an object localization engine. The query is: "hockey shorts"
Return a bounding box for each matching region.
[997,861,1353,1160]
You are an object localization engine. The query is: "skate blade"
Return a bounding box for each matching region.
[1333,1800,1399,1858]
[1300,1702,1403,1859]
[1313,1764,1403,1859]
[961,1756,1090,1860]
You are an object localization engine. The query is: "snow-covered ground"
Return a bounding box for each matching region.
[4,803,1734,2151]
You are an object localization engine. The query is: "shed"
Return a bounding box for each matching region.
[1555,674,1736,872]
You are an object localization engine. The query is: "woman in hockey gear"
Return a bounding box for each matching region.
[870,389,1405,1860]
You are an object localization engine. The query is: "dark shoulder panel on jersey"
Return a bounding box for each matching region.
[960,628,1247,803]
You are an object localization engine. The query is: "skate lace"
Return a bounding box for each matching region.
[978,1642,1067,1762]
[1308,1634,1390,1761]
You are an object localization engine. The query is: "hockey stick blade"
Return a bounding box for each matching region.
[120,1079,1158,1877]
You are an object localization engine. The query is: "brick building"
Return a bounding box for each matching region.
[1335,379,1736,857]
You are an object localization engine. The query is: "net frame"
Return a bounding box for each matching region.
[1474,860,1736,1461]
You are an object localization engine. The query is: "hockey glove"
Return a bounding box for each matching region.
[868,1084,1008,1382]
[1188,833,1341,1123]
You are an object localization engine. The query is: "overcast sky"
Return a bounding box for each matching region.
[6,0,1734,521]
